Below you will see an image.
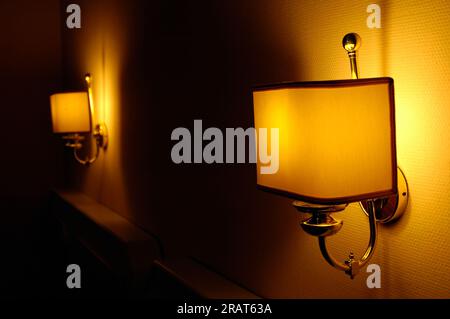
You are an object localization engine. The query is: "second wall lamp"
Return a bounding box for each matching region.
[50,74,108,165]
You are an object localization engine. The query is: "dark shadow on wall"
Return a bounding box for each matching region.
[117,0,304,294]
[0,0,67,297]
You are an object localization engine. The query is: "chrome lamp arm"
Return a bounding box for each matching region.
[72,127,103,165]
[294,168,408,279]
[73,143,100,165]
[318,200,377,279]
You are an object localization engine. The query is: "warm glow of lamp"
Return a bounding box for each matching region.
[50,74,108,165]
[50,92,91,134]
[253,78,397,204]
[252,73,408,278]
[251,33,409,279]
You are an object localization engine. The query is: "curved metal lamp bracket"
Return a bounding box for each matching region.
[294,168,408,278]
[72,123,108,165]
[317,200,378,279]
[293,200,377,278]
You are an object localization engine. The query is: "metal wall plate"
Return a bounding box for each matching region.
[360,167,408,223]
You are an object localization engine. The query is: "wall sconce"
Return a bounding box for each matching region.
[50,74,108,165]
[252,33,409,278]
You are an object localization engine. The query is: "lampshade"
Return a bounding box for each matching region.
[50,92,91,133]
[252,77,397,204]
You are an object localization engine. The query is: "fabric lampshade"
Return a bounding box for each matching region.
[50,92,91,133]
[252,77,397,204]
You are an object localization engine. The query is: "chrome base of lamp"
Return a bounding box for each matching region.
[293,201,347,237]
[301,214,343,237]
[62,134,85,149]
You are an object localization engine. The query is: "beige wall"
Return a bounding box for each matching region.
[61,0,450,298]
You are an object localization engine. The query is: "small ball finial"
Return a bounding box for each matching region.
[342,33,361,52]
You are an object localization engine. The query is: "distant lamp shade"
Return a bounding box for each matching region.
[50,92,91,133]
[252,77,397,204]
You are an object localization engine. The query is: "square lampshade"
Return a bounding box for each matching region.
[252,77,397,204]
[50,92,91,133]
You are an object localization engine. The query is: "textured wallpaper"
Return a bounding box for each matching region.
[63,0,450,298]
[259,0,450,298]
